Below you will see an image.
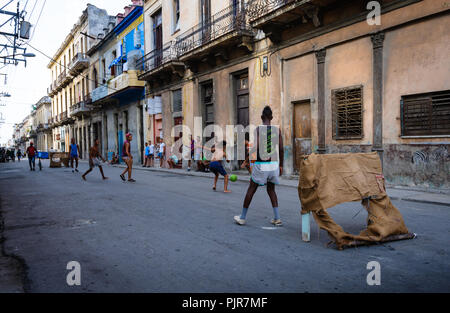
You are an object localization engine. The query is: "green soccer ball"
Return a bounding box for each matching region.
[230,174,237,182]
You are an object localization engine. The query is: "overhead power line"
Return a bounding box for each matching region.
[24,41,120,93]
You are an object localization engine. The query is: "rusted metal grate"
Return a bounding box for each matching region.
[332,86,363,140]
[401,90,450,136]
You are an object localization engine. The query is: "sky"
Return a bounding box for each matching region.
[0,0,129,145]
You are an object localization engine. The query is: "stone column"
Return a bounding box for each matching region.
[371,32,385,167]
[89,122,94,148]
[315,49,327,154]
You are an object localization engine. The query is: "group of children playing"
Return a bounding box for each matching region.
[67,105,284,227]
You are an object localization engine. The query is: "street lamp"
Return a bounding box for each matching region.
[1,52,36,58]
[0,52,36,67]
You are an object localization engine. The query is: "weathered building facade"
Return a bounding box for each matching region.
[47,4,115,157]
[88,1,146,163]
[138,0,449,188]
[34,96,52,151]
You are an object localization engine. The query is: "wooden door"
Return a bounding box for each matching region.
[294,100,312,173]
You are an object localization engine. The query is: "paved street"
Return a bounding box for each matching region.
[0,160,449,293]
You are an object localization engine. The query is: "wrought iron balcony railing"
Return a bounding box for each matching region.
[138,41,178,73]
[175,3,253,57]
[246,0,297,21]
[69,53,89,75]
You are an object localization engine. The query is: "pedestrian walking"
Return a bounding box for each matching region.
[234,106,284,226]
[26,142,37,171]
[69,138,80,173]
[120,133,135,182]
[17,149,22,162]
[82,139,108,181]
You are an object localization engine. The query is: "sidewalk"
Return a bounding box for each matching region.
[110,163,450,207]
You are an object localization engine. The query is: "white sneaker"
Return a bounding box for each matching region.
[271,219,283,226]
[234,216,246,225]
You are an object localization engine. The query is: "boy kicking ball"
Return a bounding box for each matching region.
[207,140,231,193]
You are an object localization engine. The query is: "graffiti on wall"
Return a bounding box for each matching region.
[411,146,449,165]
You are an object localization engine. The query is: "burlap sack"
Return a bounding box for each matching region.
[298,152,410,249]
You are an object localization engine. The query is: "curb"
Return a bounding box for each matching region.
[389,197,450,207]
[110,164,450,207]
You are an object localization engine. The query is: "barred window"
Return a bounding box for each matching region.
[172,89,182,113]
[401,90,450,136]
[332,86,363,140]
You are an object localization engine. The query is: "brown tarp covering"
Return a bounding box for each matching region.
[298,152,411,249]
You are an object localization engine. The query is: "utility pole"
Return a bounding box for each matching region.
[0,1,33,66]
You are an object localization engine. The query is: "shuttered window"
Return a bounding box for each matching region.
[401,90,450,136]
[172,89,182,112]
[202,82,214,126]
[332,86,363,140]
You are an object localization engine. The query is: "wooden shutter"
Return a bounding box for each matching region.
[402,90,450,136]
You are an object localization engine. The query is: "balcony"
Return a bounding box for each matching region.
[56,76,63,91]
[174,3,254,71]
[53,114,62,126]
[47,82,57,96]
[138,41,185,82]
[107,70,145,96]
[69,53,89,76]
[91,85,108,104]
[57,70,72,88]
[246,0,326,43]
[70,98,94,117]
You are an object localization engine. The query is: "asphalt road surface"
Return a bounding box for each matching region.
[0,160,449,292]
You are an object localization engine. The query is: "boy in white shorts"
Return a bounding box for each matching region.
[234,106,284,226]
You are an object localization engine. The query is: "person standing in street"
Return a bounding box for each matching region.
[26,142,37,171]
[69,138,80,173]
[187,136,195,171]
[148,140,155,167]
[158,138,166,168]
[120,133,135,182]
[82,139,108,181]
[16,149,22,162]
[143,142,150,167]
[234,106,284,226]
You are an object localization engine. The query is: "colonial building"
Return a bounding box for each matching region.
[138,0,449,188]
[34,96,52,151]
[47,4,115,157]
[87,0,145,163]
